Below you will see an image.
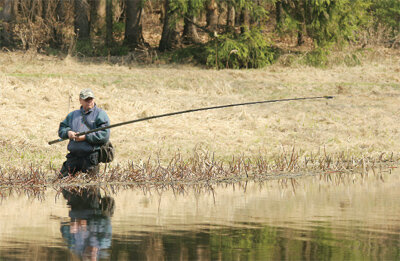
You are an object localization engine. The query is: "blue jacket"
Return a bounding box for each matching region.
[58,105,110,155]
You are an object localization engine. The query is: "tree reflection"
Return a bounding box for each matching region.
[60,187,115,260]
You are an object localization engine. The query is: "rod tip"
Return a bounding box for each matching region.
[324,96,334,99]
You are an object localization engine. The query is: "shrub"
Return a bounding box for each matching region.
[371,0,400,33]
[303,47,330,67]
[281,0,371,48]
[75,39,93,56]
[75,39,129,57]
[167,44,207,64]
[369,0,400,47]
[14,18,52,51]
[205,29,276,69]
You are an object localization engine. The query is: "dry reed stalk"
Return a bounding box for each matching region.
[1,160,395,203]
[0,148,397,191]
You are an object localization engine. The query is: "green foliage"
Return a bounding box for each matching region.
[299,46,364,67]
[113,22,125,40]
[227,0,254,10]
[76,39,94,56]
[163,44,208,64]
[371,0,400,32]
[169,0,206,19]
[226,0,270,25]
[281,0,371,48]
[75,37,129,57]
[1,0,399,67]
[253,3,270,22]
[91,43,129,56]
[205,29,276,69]
[165,25,277,69]
[99,44,129,56]
[342,52,362,67]
[321,0,370,45]
[303,47,330,67]
[279,11,299,35]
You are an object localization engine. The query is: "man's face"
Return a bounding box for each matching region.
[80,97,95,111]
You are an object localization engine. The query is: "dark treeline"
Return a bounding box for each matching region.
[0,0,399,68]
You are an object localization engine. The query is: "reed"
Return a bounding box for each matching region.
[0,148,397,190]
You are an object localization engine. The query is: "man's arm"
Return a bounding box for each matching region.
[86,110,110,145]
[58,112,73,139]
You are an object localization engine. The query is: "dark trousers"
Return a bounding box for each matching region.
[59,151,100,178]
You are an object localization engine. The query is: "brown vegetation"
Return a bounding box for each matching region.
[0,148,394,189]
[0,47,399,183]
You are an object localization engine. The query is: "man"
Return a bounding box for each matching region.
[58,89,110,178]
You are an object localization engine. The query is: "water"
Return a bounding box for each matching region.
[0,171,399,260]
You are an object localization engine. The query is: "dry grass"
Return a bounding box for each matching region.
[0,49,400,179]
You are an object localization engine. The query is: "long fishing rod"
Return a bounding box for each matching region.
[48,95,333,145]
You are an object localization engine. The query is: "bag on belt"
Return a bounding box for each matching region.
[81,113,114,163]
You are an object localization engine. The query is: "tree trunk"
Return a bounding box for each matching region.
[298,1,307,46]
[281,0,307,46]
[12,0,19,21]
[90,0,105,37]
[181,0,200,44]
[105,0,112,47]
[56,0,66,22]
[182,14,200,44]
[226,3,235,31]
[74,0,90,40]
[51,0,66,48]
[250,0,260,26]
[0,0,14,46]
[0,0,13,21]
[42,0,48,19]
[235,7,241,26]
[297,31,304,45]
[239,7,250,34]
[125,0,144,49]
[159,0,177,51]
[206,0,218,31]
[276,1,282,28]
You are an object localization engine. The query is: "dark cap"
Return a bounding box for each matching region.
[79,88,95,99]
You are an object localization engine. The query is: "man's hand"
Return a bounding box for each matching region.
[68,131,86,142]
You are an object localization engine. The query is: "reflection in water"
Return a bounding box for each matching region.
[60,187,115,260]
[0,169,399,260]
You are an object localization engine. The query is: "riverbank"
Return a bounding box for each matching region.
[0,49,399,176]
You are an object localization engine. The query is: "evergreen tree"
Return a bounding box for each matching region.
[281,0,370,48]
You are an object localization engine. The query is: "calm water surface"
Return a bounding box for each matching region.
[0,171,399,260]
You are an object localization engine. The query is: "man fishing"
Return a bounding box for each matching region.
[58,89,110,178]
[49,96,333,147]
[49,94,333,173]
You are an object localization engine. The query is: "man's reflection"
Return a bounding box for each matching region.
[60,187,115,260]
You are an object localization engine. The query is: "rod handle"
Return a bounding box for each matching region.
[48,138,66,145]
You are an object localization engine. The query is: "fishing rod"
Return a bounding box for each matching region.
[48,95,333,145]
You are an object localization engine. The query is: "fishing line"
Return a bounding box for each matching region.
[48,95,333,145]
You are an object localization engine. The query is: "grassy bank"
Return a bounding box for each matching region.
[0,49,399,177]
